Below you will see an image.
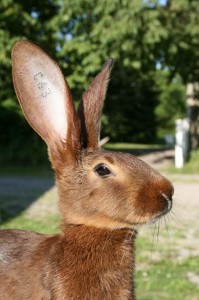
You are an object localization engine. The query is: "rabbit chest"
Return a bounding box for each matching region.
[44,226,136,300]
[0,227,136,300]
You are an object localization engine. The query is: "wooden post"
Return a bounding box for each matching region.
[186,83,199,150]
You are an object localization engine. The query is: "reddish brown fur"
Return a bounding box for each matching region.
[0,227,135,300]
[0,41,174,299]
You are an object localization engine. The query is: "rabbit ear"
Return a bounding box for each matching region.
[12,41,80,167]
[78,59,113,149]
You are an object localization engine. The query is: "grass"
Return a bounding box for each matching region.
[1,212,59,234]
[135,236,199,300]
[136,259,199,300]
[105,143,166,151]
[167,149,199,174]
[0,190,59,234]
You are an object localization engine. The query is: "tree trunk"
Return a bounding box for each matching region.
[186,83,199,150]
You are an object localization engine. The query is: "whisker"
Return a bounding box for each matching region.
[163,216,174,248]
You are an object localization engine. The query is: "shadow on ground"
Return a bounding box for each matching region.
[0,177,54,225]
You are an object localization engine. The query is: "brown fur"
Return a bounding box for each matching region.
[0,228,135,300]
[0,41,174,299]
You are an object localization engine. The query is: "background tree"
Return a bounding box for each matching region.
[0,0,60,163]
[1,0,199,164]
[155,72,186,139]
[156,0,199,148]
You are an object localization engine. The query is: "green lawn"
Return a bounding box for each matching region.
[105,143,166,151]
[168,149,199,174]
[136,235,199,300]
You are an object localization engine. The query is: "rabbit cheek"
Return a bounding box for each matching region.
[81,181,129,226]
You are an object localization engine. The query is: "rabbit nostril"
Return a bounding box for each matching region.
[161,192,172,212]
[161,181,174,201]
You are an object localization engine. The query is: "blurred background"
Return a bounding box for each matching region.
[1,0,199,165]
[0,0,199,299]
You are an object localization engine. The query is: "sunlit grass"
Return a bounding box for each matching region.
[105,142,167,151]
[136,236,199,300]
[168,149,199,174]
[1,212,59,234]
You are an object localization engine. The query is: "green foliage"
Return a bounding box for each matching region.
[155,72,186,137]
[54,0,164,142]
[0,0,61,164]
[158,0,199,83]
[1,0,199,163]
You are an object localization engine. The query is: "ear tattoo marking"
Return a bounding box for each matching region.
[33,72,51,98]
[33,72,43,80]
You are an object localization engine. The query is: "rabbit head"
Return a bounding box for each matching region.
[12,41,173,230]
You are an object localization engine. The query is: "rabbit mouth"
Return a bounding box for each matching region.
[149,192,172,224]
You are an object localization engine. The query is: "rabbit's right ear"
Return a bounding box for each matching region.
[12,41,80,168]
[78,59,113,149]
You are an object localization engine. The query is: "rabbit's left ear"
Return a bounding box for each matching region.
[78,59,113,149]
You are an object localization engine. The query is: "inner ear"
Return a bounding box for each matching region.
[12,41,70,145]
[12,41,80,166]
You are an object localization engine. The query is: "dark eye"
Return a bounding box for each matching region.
[94,164,112,178]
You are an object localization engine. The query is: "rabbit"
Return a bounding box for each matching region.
[0,40,174,300]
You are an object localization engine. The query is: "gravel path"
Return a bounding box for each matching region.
[139,149,175,170]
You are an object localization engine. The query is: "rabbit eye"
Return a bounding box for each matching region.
[94,164,112,178]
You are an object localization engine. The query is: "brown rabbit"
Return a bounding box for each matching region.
[0,41,173,300]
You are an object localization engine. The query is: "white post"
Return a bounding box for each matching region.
[175,119,189,168]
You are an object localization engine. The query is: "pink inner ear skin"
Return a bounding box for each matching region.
[12,41,69,145]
